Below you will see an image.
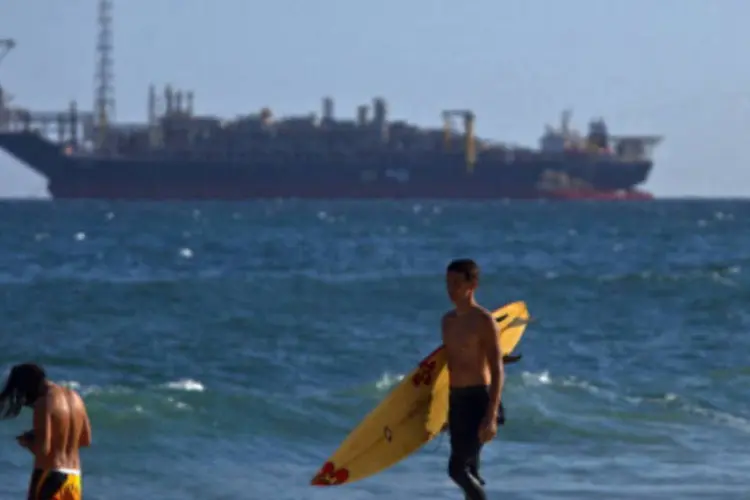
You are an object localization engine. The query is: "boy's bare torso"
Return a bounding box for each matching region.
[442,305,493,387]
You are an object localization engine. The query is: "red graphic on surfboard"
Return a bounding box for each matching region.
[411,346,442,387]
[311,461,350,486]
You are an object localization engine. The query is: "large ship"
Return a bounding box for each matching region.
[0,96,661,201]
[0,3,662,201]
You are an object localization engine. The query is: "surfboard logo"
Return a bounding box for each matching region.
[311,461,350,486]
[383,426,393,442]
[411,358,437,387]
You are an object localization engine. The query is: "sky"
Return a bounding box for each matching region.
[0,0,748,198]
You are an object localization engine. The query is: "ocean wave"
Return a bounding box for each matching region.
[8,367,749,446]
[59,378,205,396]
[513,370,750,442]
[52,378,207,421]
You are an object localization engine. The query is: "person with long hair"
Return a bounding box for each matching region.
[0,363,91,500]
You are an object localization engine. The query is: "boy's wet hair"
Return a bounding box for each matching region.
[446,259,480,282]
[0,363,46,419]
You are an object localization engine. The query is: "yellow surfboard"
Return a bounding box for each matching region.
[310,300,530,487]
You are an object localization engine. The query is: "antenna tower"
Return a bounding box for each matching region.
[0,38,15,67]
[94,0,115,147]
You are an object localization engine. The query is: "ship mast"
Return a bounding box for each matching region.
[94,0,115,152]
[0,38,15,67]
[0,38,16,131]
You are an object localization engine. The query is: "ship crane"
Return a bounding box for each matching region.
[441,109,477,172]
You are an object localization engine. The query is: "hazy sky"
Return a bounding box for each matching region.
[1,0,748,198]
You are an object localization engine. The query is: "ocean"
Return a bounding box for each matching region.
[0,199,747,499]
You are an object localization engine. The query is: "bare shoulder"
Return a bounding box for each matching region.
[66,387,86,409]
[470,305,496,328]
[441,310,456,327]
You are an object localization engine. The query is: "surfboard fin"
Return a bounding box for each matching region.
[502,354,522,364]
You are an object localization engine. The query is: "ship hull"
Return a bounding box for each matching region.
[47,180,546,200]
[46,185,653,201]
[0,131,654,201]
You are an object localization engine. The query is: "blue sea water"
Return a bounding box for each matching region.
[0,199,748,499]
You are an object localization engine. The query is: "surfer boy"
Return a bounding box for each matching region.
[0,363,91,500]
[442,259,503,500]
